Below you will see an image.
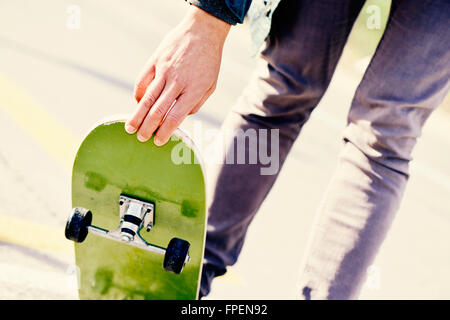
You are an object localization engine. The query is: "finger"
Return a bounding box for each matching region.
[137,84,182,142]
[189,85,215,115]
[125,77,165,134]
[154,93,198,146]
[134,59,156,102]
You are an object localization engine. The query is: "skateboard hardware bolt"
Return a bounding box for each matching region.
[121,234,132,242]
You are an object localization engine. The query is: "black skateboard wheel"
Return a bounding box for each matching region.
[163,238,190,274]
[65,207,92,243]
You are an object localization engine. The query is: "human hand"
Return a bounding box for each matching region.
[125,6,230,145]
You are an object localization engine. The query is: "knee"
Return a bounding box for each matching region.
[343,121,417,176]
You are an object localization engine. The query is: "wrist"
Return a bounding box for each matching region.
[184,5,231,43]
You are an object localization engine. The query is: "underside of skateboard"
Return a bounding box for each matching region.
[65,119,206,300]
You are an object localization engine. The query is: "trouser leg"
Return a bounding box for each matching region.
[298,0,450,300]
[200,0,365,297]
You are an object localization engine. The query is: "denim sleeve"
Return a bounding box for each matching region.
[188,0,252,25]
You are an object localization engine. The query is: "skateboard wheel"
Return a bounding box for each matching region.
[163,238,190,274]
[65,207,92,243]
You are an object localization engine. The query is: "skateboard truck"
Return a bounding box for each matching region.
[65,195,191,274]
[118,195,155,242]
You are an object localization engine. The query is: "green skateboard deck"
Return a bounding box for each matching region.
[67,118,206,300]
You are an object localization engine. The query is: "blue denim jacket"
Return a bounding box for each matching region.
[189,0,281,54]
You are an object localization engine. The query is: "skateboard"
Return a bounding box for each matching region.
[65,118,206,300]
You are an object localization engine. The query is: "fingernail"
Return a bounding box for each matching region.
[125,123,136,134]
[137,134,147,142]
[154,138,163,146]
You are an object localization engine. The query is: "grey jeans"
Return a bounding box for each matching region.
[200,0,450,299]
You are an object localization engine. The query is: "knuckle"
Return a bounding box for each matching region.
[142,93,156,109]
[167,72,184,88]
[151,105,166,119]
[171,77,184,89]
[157,65,170,78]
[165,112,182,125]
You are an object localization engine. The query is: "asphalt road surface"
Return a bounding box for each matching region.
[0,0,449,299]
